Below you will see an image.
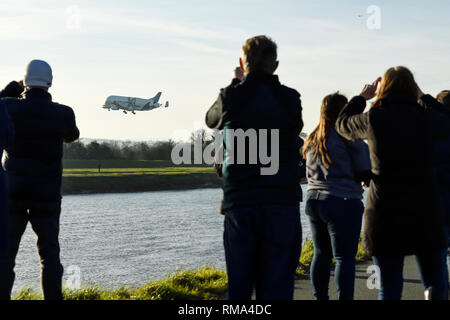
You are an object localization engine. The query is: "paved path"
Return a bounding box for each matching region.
[294,256,426,300]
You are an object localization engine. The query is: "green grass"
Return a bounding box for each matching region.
[13,238,370,300]
[295,236,371,279]
[355,235,371,262]
[13,266,228,300]
[61,159,220,194]
[63,160,214,177]
[63,167,214,177]
[63,160,209,169]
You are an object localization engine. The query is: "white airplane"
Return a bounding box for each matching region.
[103,92,169,114]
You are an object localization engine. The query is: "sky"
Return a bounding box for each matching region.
[0,0,449,142]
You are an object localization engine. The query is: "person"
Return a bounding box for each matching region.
[205,35,303,300]
[0,80,24,300]
[435,90,450,287]
[0,60,80,300]
[0,103,15,300]
[303,92,371,300]
[336,66,450,300]
[0,81,24,99]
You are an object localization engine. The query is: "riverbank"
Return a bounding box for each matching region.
[14,257,428,300]
[13,267,228,300]
[13,239,374,300]
[16,258,426,300]
[62,160,221,194]
[62,173,221,195]
[61,160,310,195]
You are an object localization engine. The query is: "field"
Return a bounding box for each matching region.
[63,160,209,169]
[62,160,221,194]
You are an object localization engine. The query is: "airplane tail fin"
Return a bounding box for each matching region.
[151,92,162,103]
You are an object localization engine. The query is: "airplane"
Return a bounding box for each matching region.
[103,92,169,114]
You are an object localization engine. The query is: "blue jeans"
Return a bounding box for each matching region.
[305,190,364,300]
[223,205,302,300]
[373,249,448,300]
[0,202,64,300]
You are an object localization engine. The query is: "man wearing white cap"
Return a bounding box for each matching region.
[0,60,79,300]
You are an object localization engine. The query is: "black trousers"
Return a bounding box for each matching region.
[0,202,63,300]
[0,172,9,300]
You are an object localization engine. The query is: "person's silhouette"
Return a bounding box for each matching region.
[0,60,79,300]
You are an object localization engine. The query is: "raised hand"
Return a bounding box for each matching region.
[360,77,381,101]
[233,67,244,81]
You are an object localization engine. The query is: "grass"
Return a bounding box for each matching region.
[61,159,221,194]
[63,167,214,177]
[295,235,371,279]
[13,239,370,300]
[13,267,228,300]
[63,160,209,169]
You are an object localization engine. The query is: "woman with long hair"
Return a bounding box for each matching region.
[303,92,371,300]
[336,66,450,300]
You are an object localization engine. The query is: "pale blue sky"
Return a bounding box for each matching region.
[0,0,449,141]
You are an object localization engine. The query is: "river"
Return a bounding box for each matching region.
[12,186,368,292]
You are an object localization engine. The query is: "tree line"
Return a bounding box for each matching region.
[63,140,177,160]
[63,129,308,161]
[63,129,214,161]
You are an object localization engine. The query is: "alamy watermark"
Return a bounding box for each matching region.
[366,264,381,290]
[366,5,381,30]
[171,128,280,176]
[66,5,81,30]
[64,265,81,290]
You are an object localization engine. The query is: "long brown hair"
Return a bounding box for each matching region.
[372,66,419,108]
[302,92,350,169]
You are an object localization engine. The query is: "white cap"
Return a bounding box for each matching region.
[23,60,53,88]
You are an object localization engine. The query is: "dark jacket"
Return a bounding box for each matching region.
[0,100,14,207]
[2,88,79,207]
[0,102,14,168]
[435,137,450,225]
[0,100,14,257]
[336,93,450,257]
[205,73,303,211]
[0,81,21,202]
[0,83,19,231]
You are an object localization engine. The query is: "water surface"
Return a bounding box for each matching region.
[13,186,367,291]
